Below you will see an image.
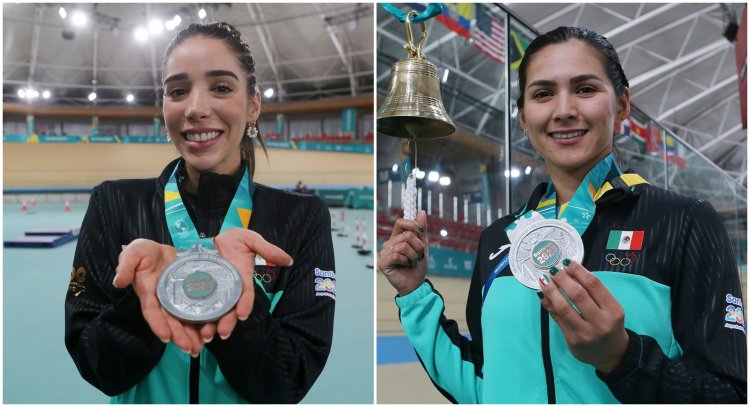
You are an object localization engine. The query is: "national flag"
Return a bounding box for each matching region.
[606,230,645,251]
[628,114,649,147]
[255,255,276,267]
[509,29,530,70]
[472,4,505,64]
[648,126,663,156]
[618,117,638,145]
[664,134,686,169]
[404,3,472,38]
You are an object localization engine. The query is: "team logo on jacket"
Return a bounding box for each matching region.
[314,268,336,299]
[724,294,745,333]
[606,230,644,250]
[68,267,87,296]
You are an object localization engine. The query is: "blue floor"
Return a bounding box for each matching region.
[3,201,373,403]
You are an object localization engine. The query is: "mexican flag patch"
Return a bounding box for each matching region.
[607,230,644,250]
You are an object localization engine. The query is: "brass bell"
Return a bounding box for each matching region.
[377,11,456,139]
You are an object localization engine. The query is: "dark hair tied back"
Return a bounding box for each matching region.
[516,26,629,109]
[162,22,266,174]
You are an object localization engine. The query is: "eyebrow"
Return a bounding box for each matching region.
[527,74,604,88]
[163,70,239,84]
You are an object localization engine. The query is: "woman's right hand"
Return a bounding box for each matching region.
[113,239,204,356]
[378,210,428,296]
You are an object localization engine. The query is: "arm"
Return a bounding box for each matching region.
[396,254,485,403]
[64,185,166,396]
[206,197,335,403]
[598,199,746,403]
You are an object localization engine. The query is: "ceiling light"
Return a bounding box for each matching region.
[504,170,510,177]
[442,69,449,83]
[165,20,176,31]
[263,88,274,98]
[173,15,182,26]
[524,166,532,175]
[391,164,398,173]
[126,94,134,103]
[198,8,207,19]
[42,90,51,99]
[148,20,163,35]
[71,11,86,27]
[427,171,439,182]
[439,176,451,186]
[17,89,26,98]
[416,170,425,179]
[58,7,67,19]
[440,229,448,237]
[511,168,520,178]
[134,27,148,41]
[32,90,39,98]
[88,92,97,101]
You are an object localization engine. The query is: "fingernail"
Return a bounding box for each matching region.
[418,226,424,234]
[160,337,170,344]
[288,259,294,266]
[536,290,544,299]
[563,259,571,267]
[112,274,119,288]
[203,336,212,344]
[550,266,559,276]
[539,276,548,287]
[220,334,230,340]
[191,352,199,358]
[181,348,191,355]
[239,314,249,321]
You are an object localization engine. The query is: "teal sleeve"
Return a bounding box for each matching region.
[396,281,483,403]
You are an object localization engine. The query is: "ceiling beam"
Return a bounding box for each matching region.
[696,123,743,153]
[590,4,632,22]
[246,4,284,102]
[535,4,581,28]
[604,3,679,38]
[615,5,717,53]
[28,5,44,85]
[145,4,159,107]
[630,44,725,98]
[630,39,729,88]
[316,4,356,96]
[656,75,735,121]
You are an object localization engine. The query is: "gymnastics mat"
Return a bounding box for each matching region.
[4,233,78,248]
[25,227,80,236]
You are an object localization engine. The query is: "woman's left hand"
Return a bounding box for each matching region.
[200,228,293,342]
[538,260,629,373]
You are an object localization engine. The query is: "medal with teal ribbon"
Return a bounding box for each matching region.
[157,160,252,322]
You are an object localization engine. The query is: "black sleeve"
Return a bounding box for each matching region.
[64,185,165,396]
[206,197,336,403]
[598,199,746,403]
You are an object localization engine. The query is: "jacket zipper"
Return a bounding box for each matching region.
[541,306,556,403]
[190,354,199,403]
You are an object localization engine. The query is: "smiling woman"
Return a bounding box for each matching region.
[64,22,336,404]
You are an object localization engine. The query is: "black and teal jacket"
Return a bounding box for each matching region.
[65,159,335,403]
[397,176,746,403]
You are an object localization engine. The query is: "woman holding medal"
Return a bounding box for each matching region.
[379,26,746,403]
[65,22,336,403]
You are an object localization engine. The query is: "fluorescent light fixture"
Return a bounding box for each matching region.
[427,171,439,182]
[134,27,148,41]
[71,11,86,26]
[442,69,449,83]
[88,92,97,101]
[263,88,274,98]
[439,176,451,186]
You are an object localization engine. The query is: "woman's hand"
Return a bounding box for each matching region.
[210,228,293,340]
[378,210,428,296]
[114,239,206,356]
[538,260,629,373]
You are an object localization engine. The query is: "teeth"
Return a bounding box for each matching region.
[185,131,220,142]
[551,130,585,139]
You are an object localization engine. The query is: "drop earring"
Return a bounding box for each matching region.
[246,123,258,139]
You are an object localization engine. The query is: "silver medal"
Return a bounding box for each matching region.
[507,211,584,290]
[157,245,243,323]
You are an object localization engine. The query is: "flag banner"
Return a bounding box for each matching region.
[607,230,644,250]
[404,3,472,38]
[472,4,505,64]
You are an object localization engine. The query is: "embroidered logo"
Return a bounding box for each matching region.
[606,230,644,250]
[605,253,638,267]
[68,267,87,296]
[314,268,336,299]
[724,294,745,333]
[173,218,190,239]
[255,268,276,284]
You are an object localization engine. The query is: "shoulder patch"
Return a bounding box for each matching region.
[314,267,336,299]
[724,294,745,333]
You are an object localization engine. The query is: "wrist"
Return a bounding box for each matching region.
[596,329,630,373]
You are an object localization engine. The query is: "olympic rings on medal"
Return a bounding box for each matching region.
[605,253,638,266]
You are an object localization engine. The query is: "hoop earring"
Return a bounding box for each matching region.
[246,123,258,139]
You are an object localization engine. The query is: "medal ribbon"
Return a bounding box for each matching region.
[164,160,254,251]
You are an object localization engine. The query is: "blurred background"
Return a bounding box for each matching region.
[3,3,374,403]
[376,3,747,403]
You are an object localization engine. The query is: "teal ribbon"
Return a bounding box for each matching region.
[164,160,254,250]
[534,154,620,236]
[381,3,443,23]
